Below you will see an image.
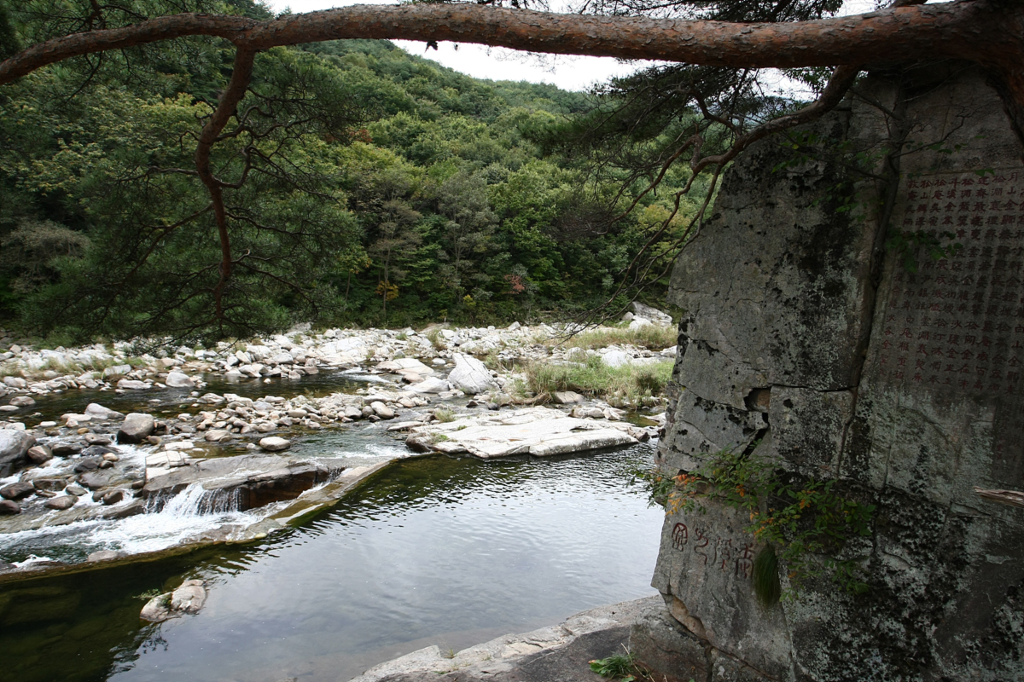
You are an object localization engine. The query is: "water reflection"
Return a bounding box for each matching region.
[0,447,663,682]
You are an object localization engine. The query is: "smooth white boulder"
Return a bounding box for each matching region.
[446,353,494,395]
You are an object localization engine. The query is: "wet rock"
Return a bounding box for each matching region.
[73,457,102,473]
[0,429,36,476]
[259,436,291,452]
[81,445,117,458]
[0,481,34,501]
[447,353,495,395]
[83,433,112,446]
[0,499,20,514]
[117,413,155,443]
[87,550,123,562]
[165,371,194,388]
[66,484,88,496]
[9,395,35,407]
[51,442,83,457]
[32,477,67,492]
[77,472,113,490]
[101,489,127,505]
[26,444,52,464]
[44,495,78,510]
[140,579,208,623]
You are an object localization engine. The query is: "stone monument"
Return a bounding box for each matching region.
[631,63,1024,682]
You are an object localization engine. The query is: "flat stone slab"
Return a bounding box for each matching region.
[349,596,658,682]
[406,407,638,458]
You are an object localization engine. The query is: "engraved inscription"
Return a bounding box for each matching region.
[880,170,1024,396]
[670,521,755,579]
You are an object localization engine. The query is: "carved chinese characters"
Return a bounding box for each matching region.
[671,521,756,580]
[880,170,1024,397]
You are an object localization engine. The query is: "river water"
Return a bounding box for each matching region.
[0,423,663,682]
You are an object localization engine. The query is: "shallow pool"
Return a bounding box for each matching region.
[0,445,663,682]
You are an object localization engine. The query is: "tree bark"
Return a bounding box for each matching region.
[1,2,1019,86]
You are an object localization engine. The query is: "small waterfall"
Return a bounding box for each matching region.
[146,483,245,515]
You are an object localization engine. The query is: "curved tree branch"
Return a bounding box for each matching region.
[1,3,1016,86]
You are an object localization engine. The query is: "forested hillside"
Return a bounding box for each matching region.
[0,1,702,342]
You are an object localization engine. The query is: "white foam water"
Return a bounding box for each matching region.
[0,482,263,560]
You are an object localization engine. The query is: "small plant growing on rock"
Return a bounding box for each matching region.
[634,447,875,604]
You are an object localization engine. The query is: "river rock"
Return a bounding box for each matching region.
[73,457,102,473]
[26,445,53,464]
[83,433,112,446]
[117,379,149,390]
[50,442,83,457]
[66,484,88,496]
[32,478,67,492]
[0,482,34,501]
[101,489,127,505]
[631,301,673,325]
[78,472,114,490]
[407,376,448,394]
[0,430,36,476]
[204,429,232,442]
[259,436,291,452]
[87,550,123,562]
[2,376,26,388]
[8,395,35,407]
[447,353,495,395]
[140,580,208,623]
[552,391,584,404]
[86,405,116,420]
[165,371,194,388]
[102,364,131,380]
[44,495,77,510]
[370,401,395,419]
[117,413,155,443]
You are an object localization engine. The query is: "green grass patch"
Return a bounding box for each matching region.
[559,325,676,351]
[525,355,673,405]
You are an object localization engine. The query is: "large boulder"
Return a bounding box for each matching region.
[0,430,36,476]
[446,353,495,395]
[117,413,155,443]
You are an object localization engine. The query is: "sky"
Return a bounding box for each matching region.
[266,0,879,92]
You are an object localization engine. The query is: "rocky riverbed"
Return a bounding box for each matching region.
[0,309,674,580]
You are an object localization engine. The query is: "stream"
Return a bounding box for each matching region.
[0,401,663,682]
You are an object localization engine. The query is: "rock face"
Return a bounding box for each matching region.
[0,430,36,476]
[632,66,1024,682]
[446,353,494,394]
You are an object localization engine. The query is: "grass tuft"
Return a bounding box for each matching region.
[524,355,672,405]
[559,325,676,351]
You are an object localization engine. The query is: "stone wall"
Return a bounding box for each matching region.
[632,64,1024,682]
